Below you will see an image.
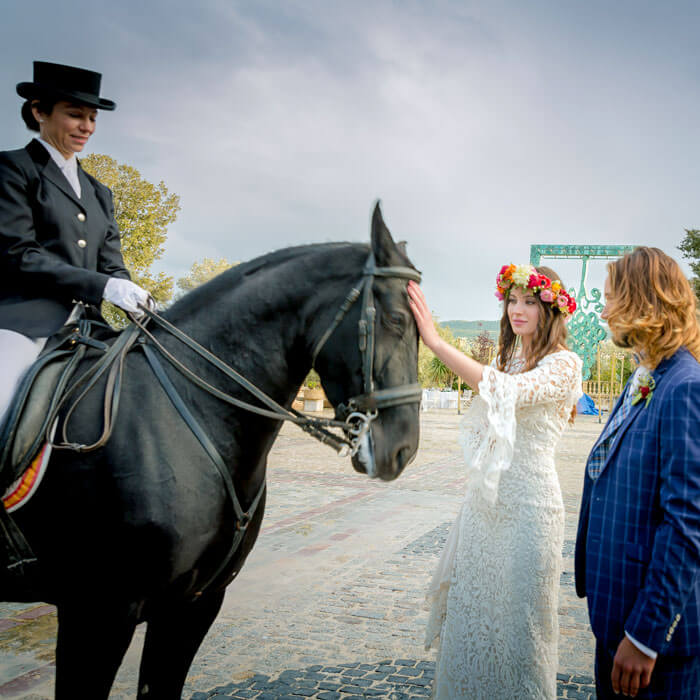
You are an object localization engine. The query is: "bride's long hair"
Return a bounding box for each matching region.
[496,265,570,373]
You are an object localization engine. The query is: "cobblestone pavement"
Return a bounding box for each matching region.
[0,411,604,699]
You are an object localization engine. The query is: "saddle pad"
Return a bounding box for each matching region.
[2,443,51,514]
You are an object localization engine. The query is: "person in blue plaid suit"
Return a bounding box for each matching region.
[575,247,700,699]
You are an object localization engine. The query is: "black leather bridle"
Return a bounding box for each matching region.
[310,250,423,454]
[114,250,423,459]
[49,250,423,594]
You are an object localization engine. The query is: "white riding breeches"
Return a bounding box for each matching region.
[0,330,47,427]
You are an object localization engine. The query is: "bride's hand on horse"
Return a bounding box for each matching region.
[407,280,485,389]
[407,280,441,350]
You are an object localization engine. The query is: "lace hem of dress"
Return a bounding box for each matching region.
[424,504,463,650]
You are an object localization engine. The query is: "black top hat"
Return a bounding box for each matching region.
[16,61,116,111]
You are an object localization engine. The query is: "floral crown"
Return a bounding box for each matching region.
[495,264,577,316]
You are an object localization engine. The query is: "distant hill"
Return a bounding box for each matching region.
[441,320,500,339]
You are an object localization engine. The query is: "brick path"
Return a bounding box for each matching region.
[0,411,603,699]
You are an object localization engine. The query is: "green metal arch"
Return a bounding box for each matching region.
[529,244,636,379]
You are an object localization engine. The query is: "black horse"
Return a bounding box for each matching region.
[6,204,421,698]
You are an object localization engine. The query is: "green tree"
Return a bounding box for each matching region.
[303,369,321,390]
[176,257,237,294]
[81,153,180,325]
[679,229,700,301]
[418,319,460,387]
[425,355,455,389]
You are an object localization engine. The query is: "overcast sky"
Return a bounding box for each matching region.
[3,1,699,320]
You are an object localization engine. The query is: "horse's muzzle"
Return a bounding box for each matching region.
[351,425,417,481]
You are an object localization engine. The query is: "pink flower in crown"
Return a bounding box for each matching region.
[527,274,540,289]
[499,264,511,276]
[540,289,555,303]
[557,294,569,309]
[495,290,505,301]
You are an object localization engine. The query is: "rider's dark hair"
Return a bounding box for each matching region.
[21,98,57,132]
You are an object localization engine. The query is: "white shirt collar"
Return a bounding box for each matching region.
[37,137,76,170]
[37,138,81,198]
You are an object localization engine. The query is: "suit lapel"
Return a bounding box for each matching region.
[597,399,645,474]
[43,163,84,209]
[594,353,678,477]
[26,139,85,210]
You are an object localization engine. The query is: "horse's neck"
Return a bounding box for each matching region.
[164,245,365,407]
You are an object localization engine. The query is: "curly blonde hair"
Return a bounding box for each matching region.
[605,247,700,368]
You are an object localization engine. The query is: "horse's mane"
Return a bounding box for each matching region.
[166,241,367,318]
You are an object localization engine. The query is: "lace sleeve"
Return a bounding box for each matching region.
[479,350,583,409]
[458,351,582,504]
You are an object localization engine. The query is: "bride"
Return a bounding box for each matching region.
[407,264,582,699]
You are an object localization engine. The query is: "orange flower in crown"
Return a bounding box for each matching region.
[495,264,577,316]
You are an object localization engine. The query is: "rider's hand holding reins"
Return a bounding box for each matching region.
[103,278,155,316]
[407,280,485,390]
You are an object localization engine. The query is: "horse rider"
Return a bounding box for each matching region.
[0,61,153,429]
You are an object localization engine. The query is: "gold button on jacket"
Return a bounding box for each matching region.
[77,212,86,222]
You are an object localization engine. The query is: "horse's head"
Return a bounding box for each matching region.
[312,203,421,481]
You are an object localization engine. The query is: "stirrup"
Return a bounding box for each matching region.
[0,504,39,599]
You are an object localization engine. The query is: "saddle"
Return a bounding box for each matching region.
[0,317,108,490]
[0,310,138,595]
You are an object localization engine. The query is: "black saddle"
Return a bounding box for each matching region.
[0,317,112,490]
[0,312,137,597]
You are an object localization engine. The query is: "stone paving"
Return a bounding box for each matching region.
[0,410,604,699]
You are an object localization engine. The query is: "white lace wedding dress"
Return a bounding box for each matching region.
[425,350,582,699]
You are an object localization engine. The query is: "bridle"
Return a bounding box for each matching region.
[120,250,423,458]
[48,249,422,595]
[310,250,423,453]
[54,249,422,458]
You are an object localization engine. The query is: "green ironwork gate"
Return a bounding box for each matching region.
[529,245,636,379]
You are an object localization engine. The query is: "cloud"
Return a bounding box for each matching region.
[3,0,698,318]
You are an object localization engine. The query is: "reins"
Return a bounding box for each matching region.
[131,309,361,454]
[48,249,422,594]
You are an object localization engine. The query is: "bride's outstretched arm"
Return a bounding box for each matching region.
[407,280,485,387]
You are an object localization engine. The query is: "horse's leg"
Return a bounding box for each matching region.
[137,589,225,699]
[55,601,138,699]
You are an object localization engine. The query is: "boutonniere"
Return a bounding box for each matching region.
[631,374,656,407]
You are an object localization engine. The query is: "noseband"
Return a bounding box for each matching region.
[54,251,422,461]
[311,251,423,453]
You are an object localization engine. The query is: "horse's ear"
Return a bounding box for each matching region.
[371,201,399,266]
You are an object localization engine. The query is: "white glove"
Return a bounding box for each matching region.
[103,278,153,314]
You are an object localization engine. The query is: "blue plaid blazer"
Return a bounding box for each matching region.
[575,348,700,656]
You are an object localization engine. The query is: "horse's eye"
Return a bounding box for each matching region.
[384,311,406,332]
